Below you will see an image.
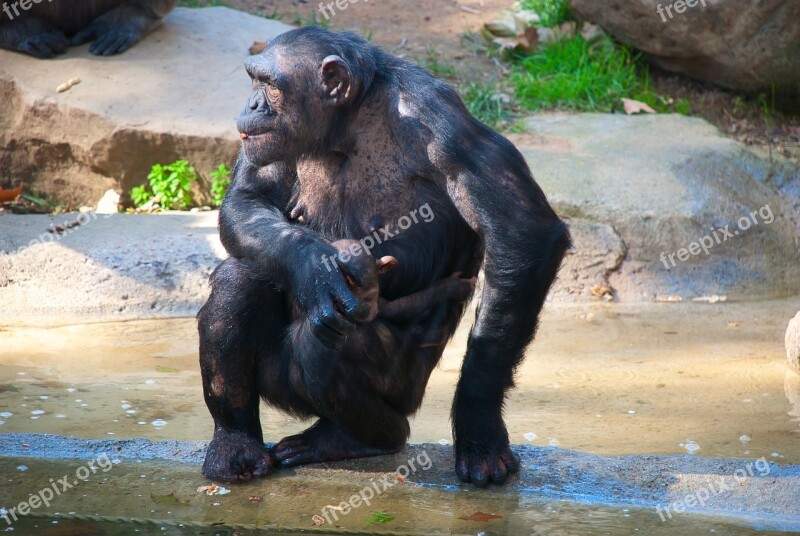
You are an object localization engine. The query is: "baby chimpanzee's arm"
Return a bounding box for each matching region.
[378,273,476,323]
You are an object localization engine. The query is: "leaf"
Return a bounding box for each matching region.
[459,511,503,522]
[150,492,189,506]
[249,41,268,55]
[0,186,22,203]
[621,98,656,115]
[365,512,395,525]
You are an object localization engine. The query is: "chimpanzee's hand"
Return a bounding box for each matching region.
[290,246,371,349]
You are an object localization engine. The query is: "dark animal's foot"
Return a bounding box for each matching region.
[273,419,400,467]
[202,430,274,482]
[18,31,69,58]
[455,436,520,488]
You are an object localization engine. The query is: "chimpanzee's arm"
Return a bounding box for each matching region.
[219,156,370,349]
[378,274,475,322]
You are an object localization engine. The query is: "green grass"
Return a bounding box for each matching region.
[210,163,232,208]
[419,48,457,80]
[510,35,661,112]
[365,512,395,526]
[289,10,331,28]
[518,0,571,27]
[461,81,510,129]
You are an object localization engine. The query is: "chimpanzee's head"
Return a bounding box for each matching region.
[237,27,378,166]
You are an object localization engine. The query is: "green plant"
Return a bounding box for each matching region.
[518,0,571,27]
[461,81,511,130]
[510,35,658,112]
[365,512,395,525]
[290,10,331,28]
[210,163,232,208]
[132,160,196,210]
[419,47,456,79]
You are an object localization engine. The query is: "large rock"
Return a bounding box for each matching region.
[568,0,800,94]
[0,8,292,207]
[788,311,800,374]
[513,113,800,301]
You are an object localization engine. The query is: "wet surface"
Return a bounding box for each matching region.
[0,456,782,535]
[1,299,798,462]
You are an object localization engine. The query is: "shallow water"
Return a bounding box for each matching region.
[0,299,798,462]
[0,457,775,535]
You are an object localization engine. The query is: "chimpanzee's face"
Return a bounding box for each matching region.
[237,47,315,166]
[237,43,354,167]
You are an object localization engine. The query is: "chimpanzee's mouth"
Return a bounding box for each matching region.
[239,129,271,140]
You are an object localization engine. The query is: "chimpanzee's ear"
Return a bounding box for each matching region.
[320,55,353,107]
[376,256,398,275]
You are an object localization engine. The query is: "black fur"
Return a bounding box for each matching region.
[198,27,570,486]
[0,0,177,57]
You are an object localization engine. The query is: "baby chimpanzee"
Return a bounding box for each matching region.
[321,239,476,346]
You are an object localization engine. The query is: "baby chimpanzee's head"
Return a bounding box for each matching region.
[330,239,396,322]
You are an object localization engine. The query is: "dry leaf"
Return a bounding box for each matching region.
[0,186,22,203]
[202,484,219,495]
[48,219,82,234]
[312,514,325,526]
[459,511,503,522]
[249,41,268,55]
[590,284,613,298]
[621,98,656,115]
[580,22,604,42]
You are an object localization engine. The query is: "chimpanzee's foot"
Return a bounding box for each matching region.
[202,430,274,482]
[273,419,401,467]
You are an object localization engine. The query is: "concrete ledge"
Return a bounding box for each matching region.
[1,433,798,530]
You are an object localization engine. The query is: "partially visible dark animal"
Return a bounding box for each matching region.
[0,0,177,58]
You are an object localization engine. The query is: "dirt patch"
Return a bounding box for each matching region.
[191,0,799,164]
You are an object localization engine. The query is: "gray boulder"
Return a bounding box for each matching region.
[513,113,800,301]
[0,7,292,207]
[568,0,800,93]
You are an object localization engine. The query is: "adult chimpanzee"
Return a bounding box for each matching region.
[0,0,177,58]
[198,27,570,487]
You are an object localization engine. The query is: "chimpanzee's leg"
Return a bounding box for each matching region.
[271,320,411,467]
[198,257,287,482]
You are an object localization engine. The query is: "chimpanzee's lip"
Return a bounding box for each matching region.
[239,128,271,139]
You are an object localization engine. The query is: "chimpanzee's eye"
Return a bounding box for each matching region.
[266,83,281,101]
